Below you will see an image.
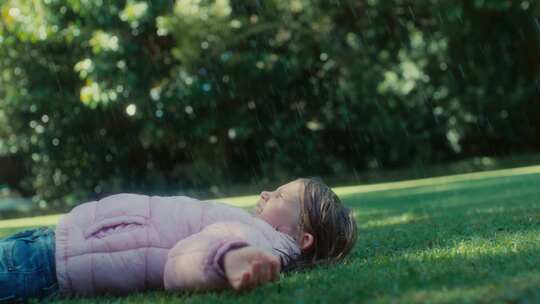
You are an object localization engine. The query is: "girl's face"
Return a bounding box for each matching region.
[253,180,304,238]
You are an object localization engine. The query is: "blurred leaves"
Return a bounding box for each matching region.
[0,0,539,210]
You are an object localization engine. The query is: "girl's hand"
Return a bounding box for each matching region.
[223,246,281,291]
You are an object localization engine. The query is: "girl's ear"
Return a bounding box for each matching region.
[300,232,314,252]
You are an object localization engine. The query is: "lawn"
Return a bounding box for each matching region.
[2,165,540,303]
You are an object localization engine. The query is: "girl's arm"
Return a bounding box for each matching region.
[163,221,288,292]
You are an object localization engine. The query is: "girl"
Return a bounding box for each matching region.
[0,177,357,302]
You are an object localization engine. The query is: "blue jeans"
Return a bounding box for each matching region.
[0,227,59,303]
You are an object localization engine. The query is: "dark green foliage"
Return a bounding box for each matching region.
[0,0,539,209]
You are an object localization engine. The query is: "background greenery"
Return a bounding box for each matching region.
[1,0,539,212]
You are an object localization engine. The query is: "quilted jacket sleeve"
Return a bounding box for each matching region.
[163,220,298,292]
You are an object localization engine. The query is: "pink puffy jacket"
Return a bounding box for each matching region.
[54,193,300,296]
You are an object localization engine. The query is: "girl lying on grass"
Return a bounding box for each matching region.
[0,177,357,302]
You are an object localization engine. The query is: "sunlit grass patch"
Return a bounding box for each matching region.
[335,164,540,197]
[0,213,62,229]
[363,212,428,228]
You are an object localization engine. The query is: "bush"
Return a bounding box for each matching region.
[0,0,539,211]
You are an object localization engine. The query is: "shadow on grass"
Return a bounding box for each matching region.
[267,196,540,301]
[340,172,539,258]
[321,172,540,302]
[275,242,540,303]
[354,190,539,256]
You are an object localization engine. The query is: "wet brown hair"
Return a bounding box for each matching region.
[280,177,358,272]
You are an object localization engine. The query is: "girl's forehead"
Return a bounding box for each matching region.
[279,180,296,190]
[280,180,304,196]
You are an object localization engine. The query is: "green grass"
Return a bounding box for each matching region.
[2,166,540,303]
